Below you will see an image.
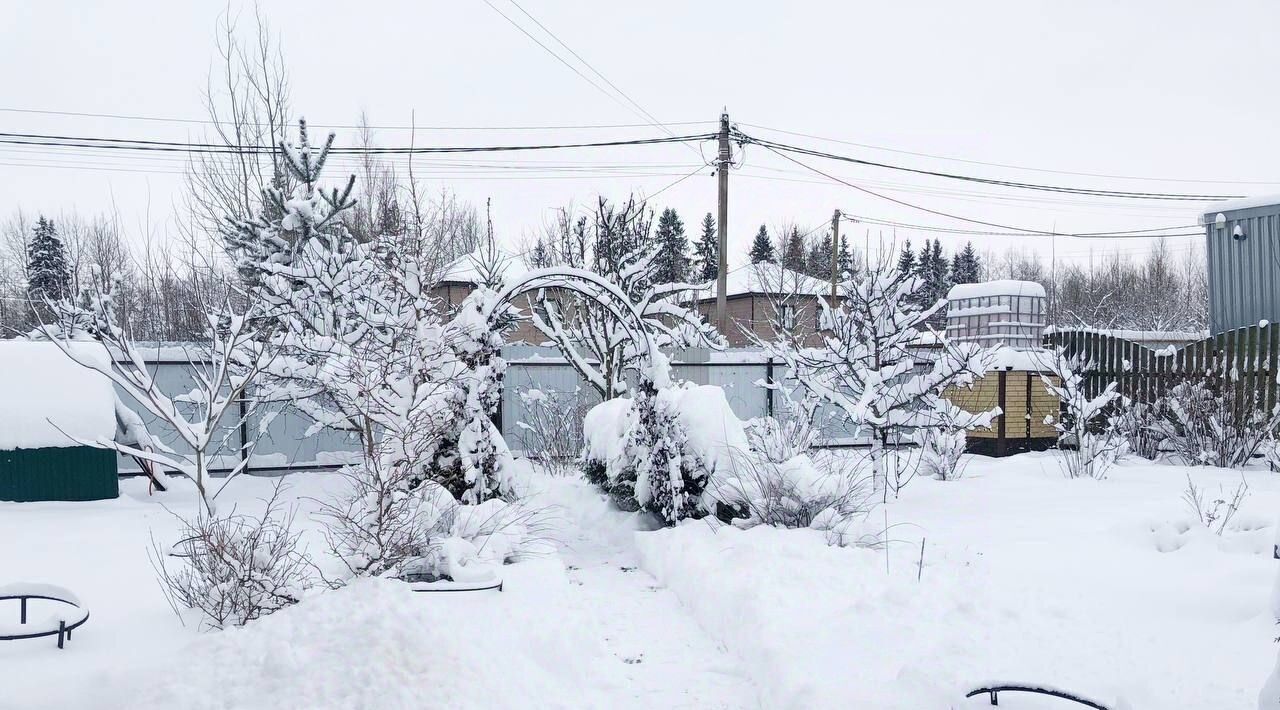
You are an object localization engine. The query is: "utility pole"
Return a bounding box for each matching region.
[829,209,841,306]
[715,110,731,335]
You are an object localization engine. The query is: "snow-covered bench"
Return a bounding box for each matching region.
[966,682,1112,709]
[0,583,90,649]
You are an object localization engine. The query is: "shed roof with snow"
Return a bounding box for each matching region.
[693,263,828,300]
[0,341,117,451]
[0,341,119,502]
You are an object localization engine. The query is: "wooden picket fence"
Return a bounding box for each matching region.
[1045,324,1280,411]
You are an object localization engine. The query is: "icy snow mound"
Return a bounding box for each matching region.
[0,341,116,450]
[113,564,610,710]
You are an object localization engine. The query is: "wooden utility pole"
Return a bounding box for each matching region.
[829,209,841,306]
[715,111,731,335]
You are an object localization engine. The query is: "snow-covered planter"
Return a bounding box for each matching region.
[581,381,749,524]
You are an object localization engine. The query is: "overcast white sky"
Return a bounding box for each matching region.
[4,0,1279,269]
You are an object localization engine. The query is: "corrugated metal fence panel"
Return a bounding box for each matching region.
[113,362,243,474]
[1207,206,1280,334]
[501,361,599,450]
[0,446,118,501]
[248,399,363,469]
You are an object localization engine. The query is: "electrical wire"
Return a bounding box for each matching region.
[840,214,1201,239]
[0,131,716,155]
[738,131,1244,201]
[756,142,1194,239]
[0,106,712,132]
[737,120,1280,187]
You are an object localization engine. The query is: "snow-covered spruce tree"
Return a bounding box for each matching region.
[693,212,718,281]
[749,224,774,264]
[1039,350,1127,479]
[752,261,998,497]
[26,216,71,322]
[531,197,720,401]
[652,207,689,284]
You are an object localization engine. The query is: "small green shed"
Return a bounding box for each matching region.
[0,341,119,502]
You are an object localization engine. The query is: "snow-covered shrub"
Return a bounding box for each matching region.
[1040,350,1127,479]
[1113,398,1166,461]
[915,425,967,481]
[316,458,455,578]
[1182,473,1249,536]
[746,382,823,464]
[152,484,317,630]
[1154,374,1280,469]
[582,377,749,524]
[517,387,592,476]
[707,449,872,531]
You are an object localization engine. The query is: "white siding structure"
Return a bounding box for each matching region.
[946,280,1047,350]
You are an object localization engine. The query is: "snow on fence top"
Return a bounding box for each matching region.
[947,279,1046,301]
[0,341,116,450]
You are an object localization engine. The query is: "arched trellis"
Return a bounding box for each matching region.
[483,266,662,375]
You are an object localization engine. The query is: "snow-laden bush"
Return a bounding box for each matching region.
[746,383,824,464]
[517,387,592,476]
[915,426,967,481]
[582,379,749,524]
[316,459,455,578]
[1041,350,1127,479]
[1113,398,1166,461]
[706,450,872,532]
[152,484,318,630]
[1154,375,1280,469]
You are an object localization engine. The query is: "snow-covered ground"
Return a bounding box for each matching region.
[0,453,1275,709]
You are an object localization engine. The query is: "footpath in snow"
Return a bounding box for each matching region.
[0,471,759,710]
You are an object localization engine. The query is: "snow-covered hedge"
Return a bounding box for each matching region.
[581,382,749,523]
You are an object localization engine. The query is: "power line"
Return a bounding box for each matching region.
[502,0,673,140]
[0,131,715,155]
[0,106,712,132]
[480,0,706,162]
[841,214,1201,239]
[737,131,1244,201]
[737,121,1280,187]
[757,142,1193,239]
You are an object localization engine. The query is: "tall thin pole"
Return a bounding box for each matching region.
[829,209,841,306]
[716,111,731,335]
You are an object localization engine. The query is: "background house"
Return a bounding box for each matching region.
[693,263,829,347]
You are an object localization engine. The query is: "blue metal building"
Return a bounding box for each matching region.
[1201,196,1280,334]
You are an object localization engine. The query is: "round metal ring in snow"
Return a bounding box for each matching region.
[965,684,1111,709]
[0,583,90,649]
[401,577,504,593]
